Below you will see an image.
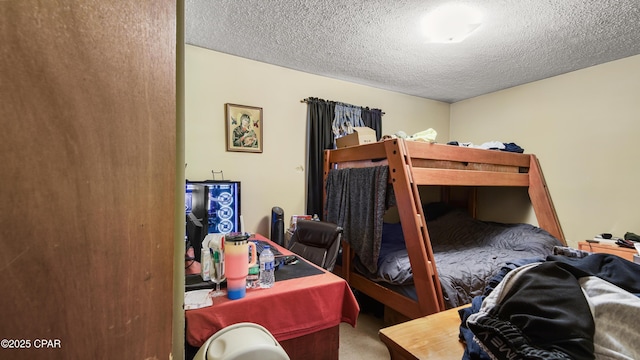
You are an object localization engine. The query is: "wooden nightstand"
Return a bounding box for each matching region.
[379,306,467,360]
[578,241,637,262]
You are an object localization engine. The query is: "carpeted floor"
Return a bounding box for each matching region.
[339,311,388,359]
[339,292,389,359]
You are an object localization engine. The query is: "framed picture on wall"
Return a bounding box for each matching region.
[225,103,263,153]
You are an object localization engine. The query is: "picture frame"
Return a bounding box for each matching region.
[225,103,263,153]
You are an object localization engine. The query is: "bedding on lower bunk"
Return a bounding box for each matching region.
[357,203,563,309]
[460,253,640,360]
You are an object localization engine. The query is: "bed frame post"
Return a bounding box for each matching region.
[528,155,566,244]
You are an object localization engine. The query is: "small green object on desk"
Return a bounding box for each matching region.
[624,232,640,242]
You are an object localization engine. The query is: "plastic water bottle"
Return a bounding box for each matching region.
[259,246,275,288]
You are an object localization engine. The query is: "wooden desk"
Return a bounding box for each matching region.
[185,235,360,360]
[378,306,467,360]
[578,241,636,262]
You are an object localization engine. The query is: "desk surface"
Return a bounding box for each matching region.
[185,234,360,347]
[378,306,467,360]
[578,241,637,262]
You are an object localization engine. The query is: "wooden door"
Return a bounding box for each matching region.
[0,1,176,359]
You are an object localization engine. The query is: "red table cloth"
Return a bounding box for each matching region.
[185,235,360,347]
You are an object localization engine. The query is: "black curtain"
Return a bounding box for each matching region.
[361,107,383,140]
[305,98,335,219]
[305,98,383,219]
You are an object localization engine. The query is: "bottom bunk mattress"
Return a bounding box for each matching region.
[360,205,563,309]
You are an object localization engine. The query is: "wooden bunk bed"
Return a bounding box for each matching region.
[322,138,566,320]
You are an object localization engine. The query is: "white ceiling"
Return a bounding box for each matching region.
[185,0,640,103]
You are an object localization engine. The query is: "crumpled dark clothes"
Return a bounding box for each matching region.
[501,142,524,153]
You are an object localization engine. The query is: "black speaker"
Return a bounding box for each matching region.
[271,206,284,246]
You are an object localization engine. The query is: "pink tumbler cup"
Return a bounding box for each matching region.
[224,235,257,300]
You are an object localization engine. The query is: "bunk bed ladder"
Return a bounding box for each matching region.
[385,139,445,316]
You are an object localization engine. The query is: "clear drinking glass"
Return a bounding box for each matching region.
[210,249,226,297]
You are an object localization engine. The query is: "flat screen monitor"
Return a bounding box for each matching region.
[186,180,241,235]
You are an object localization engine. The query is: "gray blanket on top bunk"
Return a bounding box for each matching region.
[325,166,389,273]
[368,206,563,309]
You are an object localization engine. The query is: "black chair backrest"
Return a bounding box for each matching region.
[287,220,342,272]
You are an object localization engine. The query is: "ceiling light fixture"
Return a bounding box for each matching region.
[421,3,483,43]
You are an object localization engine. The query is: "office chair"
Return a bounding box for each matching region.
[193,322,290,360]
[287,220,343,272]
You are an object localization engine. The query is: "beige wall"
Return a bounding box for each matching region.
[450,54,640,248]
[185,44,449,236]
[187,45,640,249]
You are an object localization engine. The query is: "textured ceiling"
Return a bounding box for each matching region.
[185,0,640,103]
